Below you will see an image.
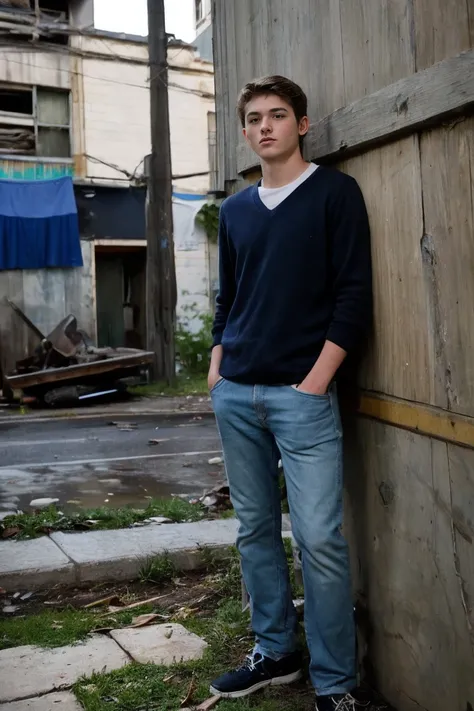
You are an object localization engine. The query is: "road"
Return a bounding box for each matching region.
[0,413,223,514]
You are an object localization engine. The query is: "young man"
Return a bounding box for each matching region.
[208,76,372,711]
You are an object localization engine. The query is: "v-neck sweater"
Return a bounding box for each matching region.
[212,165,372,385]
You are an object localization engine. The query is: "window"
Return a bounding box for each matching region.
[195,0,203,25]
[0,85,71,158]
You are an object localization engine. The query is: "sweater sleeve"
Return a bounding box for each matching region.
[325,176,373,353]
[211,206,236,347]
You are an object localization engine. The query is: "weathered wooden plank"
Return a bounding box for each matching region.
[358,392,474,448]
[340,137,433,404]
[5,350,154,389]
[469,0,474,47]
[0,271,29,379]
[237,49,474,174]
[310,48,474,164]
[414,0,472,71]
[344,419,474,711]
[447,443,474,658]
[339,0,415,104]
[230,0,346,179]
[419,119,474,417]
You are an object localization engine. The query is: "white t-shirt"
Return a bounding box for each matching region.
[258,162,319,210]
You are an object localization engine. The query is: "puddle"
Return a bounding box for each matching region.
[0,456,225,513]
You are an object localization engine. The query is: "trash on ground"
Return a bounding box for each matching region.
[129,613,160,628]
[4,305,153,408]
[30,498,59,509]
[208,457,223,465]
[2,526,20,539]
[181,695,221,710]
[84,595,124,609]
[103,593,171,615]
[196,484,231,512]
[180,677,196,707]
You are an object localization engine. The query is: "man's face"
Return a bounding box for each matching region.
[243,94,309,161]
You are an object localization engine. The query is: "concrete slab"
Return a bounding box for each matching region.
[50,519,241,583]
[0,537,75,592]
[0,636,129,703]
[0,692,82,710]
[110,623,208,665]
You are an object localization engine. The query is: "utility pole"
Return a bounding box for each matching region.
[146,0,177,384]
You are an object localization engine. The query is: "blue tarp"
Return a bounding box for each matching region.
[0,177,83,269]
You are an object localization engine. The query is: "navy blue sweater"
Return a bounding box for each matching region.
[212,166,372,385]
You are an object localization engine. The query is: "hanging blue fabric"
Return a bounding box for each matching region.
[0,176,83,269]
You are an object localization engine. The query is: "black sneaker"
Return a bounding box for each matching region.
[210,650,302,698]
[316,693,384,710]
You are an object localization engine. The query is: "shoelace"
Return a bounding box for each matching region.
[332,695,370,711]
[332,695,390,711]
[239,652,263,673]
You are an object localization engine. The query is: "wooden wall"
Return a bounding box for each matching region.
[213,1,474,709]
[0,240,95,387]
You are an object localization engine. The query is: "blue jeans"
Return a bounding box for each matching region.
[211,379,356,696]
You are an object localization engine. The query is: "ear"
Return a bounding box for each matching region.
[298,116,310,138]
[242,127,250,144]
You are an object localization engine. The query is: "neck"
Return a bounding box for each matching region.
[261,150,309,188]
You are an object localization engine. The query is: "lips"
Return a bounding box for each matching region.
[260,138,276,145]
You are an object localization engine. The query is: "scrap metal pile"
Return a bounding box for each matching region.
[5,303,154,407]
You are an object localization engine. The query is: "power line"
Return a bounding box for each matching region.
[0,55,214,98]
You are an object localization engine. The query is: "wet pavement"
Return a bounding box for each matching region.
[0,413,224,513]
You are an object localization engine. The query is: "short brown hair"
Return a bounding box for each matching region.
[237,75,308,150]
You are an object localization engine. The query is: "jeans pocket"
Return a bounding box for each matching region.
[290,384,330,400]
[210,377,226,394]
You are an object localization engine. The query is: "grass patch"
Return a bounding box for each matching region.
[131,374,208,398]
[74,597,313,711]
[1,498,207,540]
[0,604,161,651]
[2,546,313,709]
[138,553,177,585]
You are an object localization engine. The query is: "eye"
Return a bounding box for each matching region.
[248,117,259,124]
[274,113,285,119]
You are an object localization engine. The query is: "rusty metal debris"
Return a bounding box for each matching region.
[4,303,153,406]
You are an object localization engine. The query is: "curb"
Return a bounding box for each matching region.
[0,518,293,592]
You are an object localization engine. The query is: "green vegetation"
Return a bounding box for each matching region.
[196,202,220,243]
[131,306,213,397]
[74,597,311,711]
[1,498,206,540]
[130,373,208,398]
[1,546,312,710]
[0,604,157,651]
[176,311,213,375]
[138,553,177,585]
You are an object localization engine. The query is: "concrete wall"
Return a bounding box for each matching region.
[173,198,211,331]
[0,49,71,90]
[73,36,215,195]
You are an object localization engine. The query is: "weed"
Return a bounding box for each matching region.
[1,498,206,540]
[138,553,177,585]
[175,311,213,375]
[130,373,208,398]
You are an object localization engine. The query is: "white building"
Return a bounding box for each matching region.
[0,0,216,376]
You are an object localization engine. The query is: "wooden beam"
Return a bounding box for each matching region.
[357,392,474,449]
[5,351,154,389]
[236,48,474,174]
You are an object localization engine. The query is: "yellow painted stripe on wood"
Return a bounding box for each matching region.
[358,393,474,448]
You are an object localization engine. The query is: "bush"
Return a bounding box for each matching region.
[175,309,213,374]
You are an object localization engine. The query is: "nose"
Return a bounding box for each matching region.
[260,117,272,134]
